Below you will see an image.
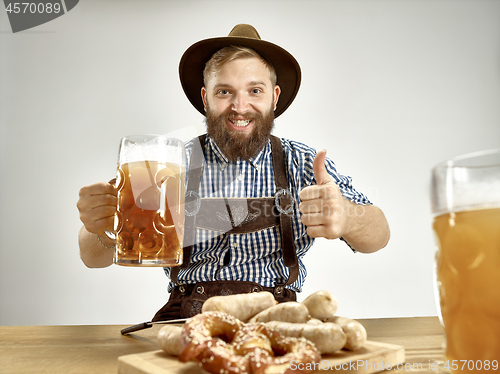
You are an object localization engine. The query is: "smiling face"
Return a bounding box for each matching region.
[201,55,281,161]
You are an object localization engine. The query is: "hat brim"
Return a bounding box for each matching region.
[179,36,301,118]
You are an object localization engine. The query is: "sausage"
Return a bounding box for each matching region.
[157,324,184,356]
[325,316,367,350]
[301,290,338,320]
[264,321,346,355]
[248,301,310,323]
[307,318,324,325]
[201,291,277,322]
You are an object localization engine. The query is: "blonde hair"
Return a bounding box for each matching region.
[203,46,277,86]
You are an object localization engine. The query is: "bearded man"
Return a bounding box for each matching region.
[77,24,390,321]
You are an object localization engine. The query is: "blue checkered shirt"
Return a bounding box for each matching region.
[164,135,371,293]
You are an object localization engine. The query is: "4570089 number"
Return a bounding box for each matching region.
[444,360,498,371]
[5,2,62,14]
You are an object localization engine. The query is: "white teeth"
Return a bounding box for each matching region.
[232,120,251,127]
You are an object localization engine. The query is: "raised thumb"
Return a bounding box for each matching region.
[313,149,333,185]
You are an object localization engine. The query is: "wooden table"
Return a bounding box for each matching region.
[0,317,447,374]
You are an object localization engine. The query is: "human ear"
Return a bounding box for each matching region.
[201,87,207,112]
[273,85,281,111]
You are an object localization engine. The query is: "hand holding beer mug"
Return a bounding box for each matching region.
[111,135,186,267]
[431,149,500,372]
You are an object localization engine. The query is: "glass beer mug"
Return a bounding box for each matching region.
[111,135,186,267]
[431,149,500,372]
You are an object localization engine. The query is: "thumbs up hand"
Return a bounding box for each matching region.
[299,150,352,239]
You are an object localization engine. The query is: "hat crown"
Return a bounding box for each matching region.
[228,24,261,40]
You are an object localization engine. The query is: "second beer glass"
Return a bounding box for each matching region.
[431,149,500,372]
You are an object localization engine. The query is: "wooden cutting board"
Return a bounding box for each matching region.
[118,340,405,374]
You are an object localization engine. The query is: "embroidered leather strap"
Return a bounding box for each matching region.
[171,134,206,283]
[269,135,299,289]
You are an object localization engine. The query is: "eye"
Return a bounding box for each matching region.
[251,88,262,94]
[216,89,229,95]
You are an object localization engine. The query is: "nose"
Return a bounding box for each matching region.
[231,92,250,113]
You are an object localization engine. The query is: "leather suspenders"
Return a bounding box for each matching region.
[170,135,299,292]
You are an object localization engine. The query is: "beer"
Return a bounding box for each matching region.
[114,160,185,266]
[433,207,500,371]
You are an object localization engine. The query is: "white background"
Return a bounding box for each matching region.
[1,0,499,326]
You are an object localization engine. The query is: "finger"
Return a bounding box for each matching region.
[79,204,116,222]
[83,215,115,235]
[79,182,117,198]
[299,183,340,202]
[300,185,333,200]
[299,200,322,214]
[79,205,116,233]
[304,224,323,238]
[306,225,340,239]
[313,149,333,186]
[77,193,116,213]
[302,217,344,239]
[300,212,325,226]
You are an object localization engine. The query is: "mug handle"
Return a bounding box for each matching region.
[104,178,118,240]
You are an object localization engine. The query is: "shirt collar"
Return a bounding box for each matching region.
[206,135,270,170]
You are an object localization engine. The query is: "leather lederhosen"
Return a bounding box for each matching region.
[152,135,299,321]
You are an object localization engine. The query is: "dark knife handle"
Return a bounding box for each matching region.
[120,322,152,335]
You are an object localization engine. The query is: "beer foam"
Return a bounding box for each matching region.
[450,181,500,212]
[431,152,500,216]
[119,137,185,166]
[433,179,500,215]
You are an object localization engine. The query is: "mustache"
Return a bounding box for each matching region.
[221,109,261,122]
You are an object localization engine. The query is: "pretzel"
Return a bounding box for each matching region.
[178,311,320,374]
[234,323,321,373]
[178,311,245,371]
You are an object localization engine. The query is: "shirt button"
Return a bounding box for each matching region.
[237,174,243,181]
[232,242,238,248]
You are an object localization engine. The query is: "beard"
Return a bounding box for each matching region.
[205,104,275,162]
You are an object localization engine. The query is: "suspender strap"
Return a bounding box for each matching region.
[170,134,206,284]
[269,136,299,287]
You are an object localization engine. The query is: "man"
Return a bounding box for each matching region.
[77,24,390,321]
